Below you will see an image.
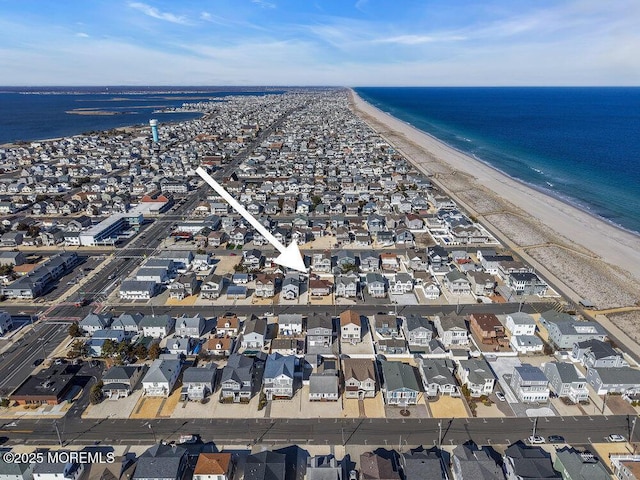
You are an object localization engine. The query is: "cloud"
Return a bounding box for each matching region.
[252,0,276,9]
[200,12,211,21]
[373,34,466,45]
[128,2,190,25]
[75,32,90,38]
[355,0,368,11]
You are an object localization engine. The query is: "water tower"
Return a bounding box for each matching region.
[149,119,159,142]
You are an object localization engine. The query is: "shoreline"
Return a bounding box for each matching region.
[360,95,640,240]
[349,88,640,311]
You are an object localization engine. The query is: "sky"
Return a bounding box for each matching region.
[0,0,639,86]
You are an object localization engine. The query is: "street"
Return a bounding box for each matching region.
[1,415,637,448]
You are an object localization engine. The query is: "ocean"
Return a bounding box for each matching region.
[355,87,640,235]
[0,86,282,145]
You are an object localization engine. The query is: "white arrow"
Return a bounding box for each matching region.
[195,166,307,273]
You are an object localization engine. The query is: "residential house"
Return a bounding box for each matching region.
[456,358,496,397]
[311,251,332,273]
[505,312,536,336]
[469,313,508,347]
[181,363,217,401]
[572,339,628,369]
[510,364,550,403]
[418,358,459,397]
[586,366,640,395]
[193,453,235,480]
[335,274,358,298]
[0,310,13,336]
[360,452,400,480]
[244,451,286,480]
[277,314,303,336]
[216,313,240,336]
[139,314,175,339]
[110,312,143,337]
[343,358,377,399]
[119,280,157,301]
[539,310,607,350]
[309,278,332,297]
[467,271,496,296]
[309,360,340,402]
[255,274,277,298]
[141,358,182,397]
[241,316,267,350]
[168,273,198,300]
[86,329,126,357]
[452,444,505,480]
[263,353,296,400]
[174,314,205,338]
[205,337,234,357]
[543,362,589,403]
[32,457,85,480]
[389,273,414,295]
[402,315,434,351]
[401,447,447,480]
[132,444,188,480]
[102,364,147,399]
[553,447,609,480]
[306,314,334,355]
[78,313,112,335]
[200,273,225,299]
[503,443,561,480]
[443,270,471,295]
[281,274,301,300]
[220,353,255,403]
[0,461,34,480]
[510,335,544,354]
[507,272,548,296]
[359,252,380,272]
[380,360,421,406]
[340,309,362,344]
[366,272,386,298]
[306,455,342,480]
[433,313,469,348]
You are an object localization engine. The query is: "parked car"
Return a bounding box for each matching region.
[32,358,43,367]
[608,434,626,442]
[495,392,506,402]
[548,435,565,443]
[528,435,545,444]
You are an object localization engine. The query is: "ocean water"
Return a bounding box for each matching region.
[355,87,640,235]
[0,87,282,145]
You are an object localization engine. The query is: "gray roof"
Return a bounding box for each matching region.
[402,449,446,480]
[576,339,619,359]
[244,316,267,335]
[182,364,217,384]
[139,314,173,328]
[504,444,561,479]
[244,451,286,480]
[120,280,156,293]
[221,353,253,386]
[459,359,495,385]
[515,364,547,382]
[381,360,420,392]
[103,365,145,382]
[79,313,112,328]
[554,447,609,480]
[309,373,339,396]
[143,359,182,384]
[591,366,640,385]
[278,313,303,325]
[307,455,341,480]
[546,362,582,383]
[507,312,536,325]
[452,444,505,480]
[419,358,456,387]
[112,313,143,329]
[405,315,433,332]
[264,353,296,380]
[133,444,186,480]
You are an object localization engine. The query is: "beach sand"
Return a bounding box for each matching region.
[350,90,640,318]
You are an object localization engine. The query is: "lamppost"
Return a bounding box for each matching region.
[147,422,157,444]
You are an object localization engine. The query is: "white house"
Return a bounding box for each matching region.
[142,358,182,397]
[139,314,175,339]
[505,312,536,336]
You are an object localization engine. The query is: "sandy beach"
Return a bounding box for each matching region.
[350,89,640,343]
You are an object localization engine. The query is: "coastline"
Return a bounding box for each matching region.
[349,88,640,313]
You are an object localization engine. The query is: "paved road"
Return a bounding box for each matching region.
[1,415,637,447]
[0,322,70,397]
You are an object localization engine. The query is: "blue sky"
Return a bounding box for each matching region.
[0,0,638,85]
